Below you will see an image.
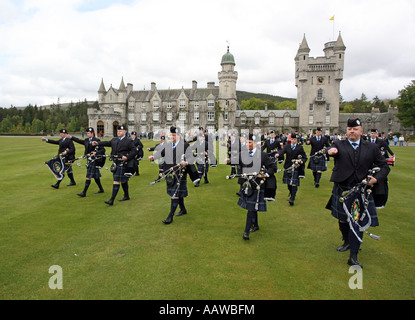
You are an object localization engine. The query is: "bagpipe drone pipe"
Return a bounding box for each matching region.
[338,167,381,243]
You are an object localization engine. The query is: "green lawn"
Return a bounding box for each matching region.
[0,136,414,300]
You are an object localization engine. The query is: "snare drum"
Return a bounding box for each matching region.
[386,155,395,166]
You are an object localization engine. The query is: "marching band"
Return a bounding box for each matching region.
[42,120,392,268]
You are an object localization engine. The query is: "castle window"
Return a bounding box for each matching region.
[128,113,135,121]
[317,89,323,99]
[167,112,173,121]
[308,115,314,125]
[167,102,173,109]
[153,112,159,121]
[284,115,290,126]
[325,115,330,125]
[180,99,186,108]
[194,111,199,121]
[224,111,228,121]
[269,114,275,125]
[194,101,199,109]
[141,113,146,122]
[254,115,260,125]
[326,104,331,112]
[207,111,215,121]
[208,100,215,108]
[153,100,159,108]
[339,54,342,59]
[309,104,314,112]
[179,111,186,121]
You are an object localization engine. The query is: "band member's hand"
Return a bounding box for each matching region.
[91,152,96,155]
[148,155,154,161]
[91,141,98,146]
[147,148,150,151]
[41,137,46,141]
[327,148,338,156]
[181,161,188,167]
[367,175,378,186]
[121,156,128,161]
[225,158,230,164]
[62,151,67,156]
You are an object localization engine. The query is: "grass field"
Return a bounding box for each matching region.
[0,136,414,300]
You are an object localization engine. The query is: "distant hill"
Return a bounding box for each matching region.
[236,91,295,104]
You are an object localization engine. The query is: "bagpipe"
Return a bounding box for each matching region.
[338,167,381,242]
[226,166,268,210]
[308,148,326,163]
[149,154,187,186]
[44,150,75,180]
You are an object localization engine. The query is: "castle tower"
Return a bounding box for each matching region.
[295,33,346,133]
[218,46,238,130]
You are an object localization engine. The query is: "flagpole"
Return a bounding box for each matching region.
[330,15,335,40]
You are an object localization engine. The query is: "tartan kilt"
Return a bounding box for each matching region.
[308,155,327,171]
[238,188,267,212]
[327,184,379,227]
[196,162,209,175]
[166,175,188,198]
[113,164,130,183]
[283,169,300,186]
[86,163,102,179]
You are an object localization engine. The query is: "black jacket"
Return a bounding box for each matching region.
[46,137,76,161]
[277,143,307,170]
[98,136,137,161]
[327,139,390,186]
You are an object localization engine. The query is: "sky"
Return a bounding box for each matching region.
[0,0,414,108]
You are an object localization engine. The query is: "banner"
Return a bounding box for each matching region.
[45,157,65,180]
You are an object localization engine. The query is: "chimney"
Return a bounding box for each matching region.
[151,82,156,91]
[192,80,197,91]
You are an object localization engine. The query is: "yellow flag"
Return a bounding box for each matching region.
[330,16,334,20]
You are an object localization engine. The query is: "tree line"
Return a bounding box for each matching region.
[0,101,97,134]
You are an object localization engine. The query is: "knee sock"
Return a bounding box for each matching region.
[291,185,298,200]
[169,199,180,217]
[67,172,75,183]
[178,197,186,212]
[315,172,322,184]
[339,221,349,244]
[121,182,129,198]
[349,228,363,258]
[82,179,91,193]
[110,184,120,201]
[244,211,256,233]
[288,185,292,196]
[94,178,103,191]
[313,171,317,181]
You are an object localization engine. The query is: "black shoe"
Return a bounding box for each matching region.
[288,198,294,206]
[315,183,320,188]
[203,180,209,184]
[95,189,104,194]
[175,209,187,216]
[162,216,173,224]
[243,232,250,240]
[194,181,200,187]
[337,243,350,252]
[250,226,259,233]
[77,192,86,198]
[66,182,76,186]
[347,256,363,268]
[51,183,59,189]
[118,196,130,202]
[104,199,114,206]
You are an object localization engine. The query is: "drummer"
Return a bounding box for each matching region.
[369,128,393,209]
[369,129,394,160]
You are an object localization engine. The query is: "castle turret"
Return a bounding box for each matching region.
[98,78,106,102]
[295,33,346,133]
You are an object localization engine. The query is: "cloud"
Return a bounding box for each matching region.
[0,0,414,108]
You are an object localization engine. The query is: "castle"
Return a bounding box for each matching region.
[88,33,404,138]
